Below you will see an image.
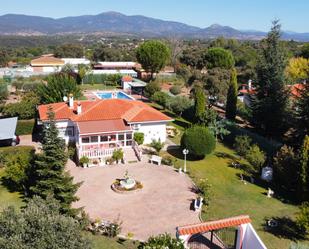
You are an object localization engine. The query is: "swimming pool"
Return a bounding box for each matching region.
[95,91,135,100]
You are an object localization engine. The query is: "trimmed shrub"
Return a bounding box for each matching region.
[16,119,35,135]
[170,85,181,95]
[134,132,144,145]
[112,149,124,163]
[181,126,216,159]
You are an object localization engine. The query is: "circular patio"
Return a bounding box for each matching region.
[67,161,200,241]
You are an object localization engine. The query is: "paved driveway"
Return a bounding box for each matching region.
[67,161,200,240]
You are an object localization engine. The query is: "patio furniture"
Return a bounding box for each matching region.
[149,155,162,165]
[194,197,203,211]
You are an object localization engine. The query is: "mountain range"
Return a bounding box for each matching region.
[0,11,309,41]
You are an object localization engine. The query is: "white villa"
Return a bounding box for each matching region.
[38,97,172,161]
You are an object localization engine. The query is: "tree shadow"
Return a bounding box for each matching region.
[215,151,239,161]
[262,216,306,241]
[173,119,190,130]
[166,147,203,161]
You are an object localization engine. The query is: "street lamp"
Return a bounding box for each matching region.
[182,149,189,173]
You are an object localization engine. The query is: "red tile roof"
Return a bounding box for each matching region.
[122,75,133,82]
[177,215,251,235]
[289,83,306,98]
[77,119,131,134]
[38,99,172,124]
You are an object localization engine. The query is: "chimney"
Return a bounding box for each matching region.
[77,101,82,115]
[69,94,74,109]
[248,79,252,90]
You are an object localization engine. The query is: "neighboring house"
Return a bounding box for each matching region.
[92,61,139,77]
[239,81,307,107]
[37,98,172,160]
[30,55,64,73]
[62,58,91,67]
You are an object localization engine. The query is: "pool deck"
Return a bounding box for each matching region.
[83,90,147,102]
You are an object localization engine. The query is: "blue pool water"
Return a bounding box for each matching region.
[96,91,134,100]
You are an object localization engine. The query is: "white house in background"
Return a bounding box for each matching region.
[30,55,64,73]
[92,61,139,77]
[91,69,138,77]
[37,97,172,160]
[177,215,267,249]
[62,58,91,66]
[94,61,138,70]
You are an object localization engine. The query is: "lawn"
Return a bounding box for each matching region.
[163,143,303,249]
[0,168,23,210]
[86,234,138,249]
[153,105,305,249]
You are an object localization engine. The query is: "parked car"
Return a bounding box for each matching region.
[0,134,20,146]
[0,117,19,147]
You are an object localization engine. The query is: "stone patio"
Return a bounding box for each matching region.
[67,161,200,241]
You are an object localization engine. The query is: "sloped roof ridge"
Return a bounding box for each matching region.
[72,100,104,121]
[177,215,251,235]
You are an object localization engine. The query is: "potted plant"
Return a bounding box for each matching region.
[79,156,89,168]
[112,149,124,164]
[93,159,99,166]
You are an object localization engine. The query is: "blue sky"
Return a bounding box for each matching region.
[1,0,308,32]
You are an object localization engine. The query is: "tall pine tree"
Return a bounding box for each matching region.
[296,83,309,139]
[30,107,81,215]
[251,20,289,136]
[225,68,238,120]
[298,135,309,200]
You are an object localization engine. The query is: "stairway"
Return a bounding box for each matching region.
[123,148,140,163]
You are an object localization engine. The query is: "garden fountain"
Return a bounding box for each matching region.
[111,170,142,193]
[120,170,136,189]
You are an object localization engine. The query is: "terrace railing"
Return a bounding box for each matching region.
[132,140,142,161]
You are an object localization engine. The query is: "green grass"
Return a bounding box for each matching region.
[80,84,118,91]
[16,119,35,135]
[0,146,34,210]
[86,233,138,249]
[154,107,304,249]
[163,143,302,249]
[0,168,23,210]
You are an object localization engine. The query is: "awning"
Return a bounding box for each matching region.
[0,117,18,140]
[77,119,132,135]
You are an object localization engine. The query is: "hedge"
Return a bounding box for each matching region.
[0,146,35,167]
[0,146,34,155]
[16,119,35,135]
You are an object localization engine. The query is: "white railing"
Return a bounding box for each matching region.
[132,140,142,161]
[78,147,114,159]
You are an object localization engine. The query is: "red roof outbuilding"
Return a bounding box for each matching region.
[177,215,251,236]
